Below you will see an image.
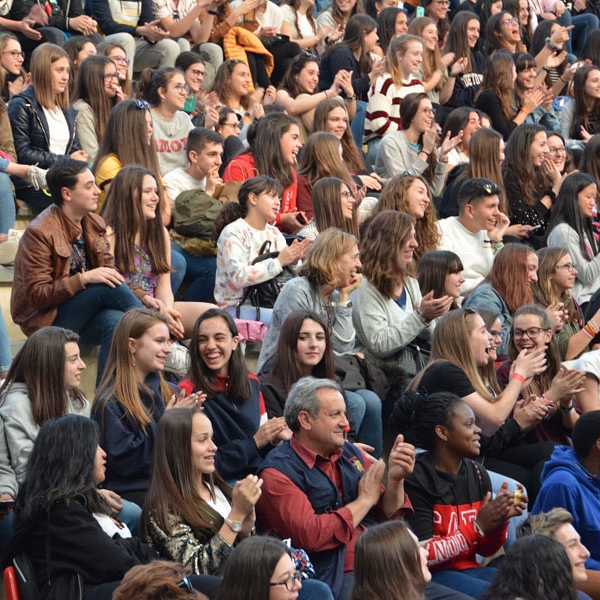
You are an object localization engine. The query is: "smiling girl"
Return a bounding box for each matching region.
[417,250,465,311]
[0,33,26,102]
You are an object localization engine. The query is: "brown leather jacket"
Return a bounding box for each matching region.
[11,204,114,335]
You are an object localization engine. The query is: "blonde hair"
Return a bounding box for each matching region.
[30,43,70,109]
[385,34,423,86]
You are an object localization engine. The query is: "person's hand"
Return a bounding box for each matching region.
[333,69,353,97]
[278,210,304,233]
[554,0,566,16]
[546,302,566,332]
[257,25,277,37]
[357,173,382,191]
[205,166,222,197]
[549,367,586,404]
[441,51,455,68]
[513,394,549,430]
[540,158,562,188]
[339,271,362,297]
[98,489,123,513]
[418,290,454,321]
[358,458,385,507]
[550,24,574,47]
[28,3,48,26]
[450,56,468,77]
[253,417,288,448]
[70,149,88,162]
[353,442,378,464]
[574,0,586,10]
[0,493,14,520]
[421,126,438,155]
[230,474,263,518]
[7,76,25,100]
[239,0,262,16]
[387,434,416,483]
[68,15,98,36]
[546,50,568,69]
[263,85,276,105]
[166,389,208,410]
[368,57,385,83]
[541,86,555,111]
[328,23,344,44]
[522,88,545,115]
[162,306,185,339]
[315,23,333,44]
[137,20,170,42]
[278,237,311,266]
[475,482,526,534]
[82,267,125,288]
[580,125,592,144]
[505,224,535,239]
[18,18,42,40]
[439,129,464,159]
[512,345,548,382]
[487,210,510,241]
[141,294,163,311]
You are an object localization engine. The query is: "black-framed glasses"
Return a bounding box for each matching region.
[502,16,519,25]
[190,68,205,77]
[133,99,151,110]
[341,190,354,198]
[513,327,550,339]
[548,145,566,155]
[554,261,577,272]
[2,50,25,59]
[104,71,120,80]
[489,329,502,339]
[111,55,131,66]
[177,576,194,593]
[270,571,302,592]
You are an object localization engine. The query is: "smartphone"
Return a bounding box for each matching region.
[416,6,425,16]
[296,212,308,226]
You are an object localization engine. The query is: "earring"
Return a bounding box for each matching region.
[130,352,136,367]
[442,436,448,441]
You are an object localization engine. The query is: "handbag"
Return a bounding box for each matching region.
[335,354,390,401]
[236,240,294,320]
[374,341,431,398]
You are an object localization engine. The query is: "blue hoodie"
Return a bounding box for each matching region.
[533,445,600,570]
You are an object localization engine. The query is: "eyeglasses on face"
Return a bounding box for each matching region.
[553,261,576,272]
[502,16,519,25]
[223,120,241,129]
[111,55,131,65]
[173,83,190,93]
[489,329,502,339]
[270,571,302,592]
[513,327,550,339]
[548,145,566,154]
[341,190,354,198]
[104,72,120,80]
[433,1,450,5]
[2,50,25,59]
[421,107,436,116]
[190,68,205,77]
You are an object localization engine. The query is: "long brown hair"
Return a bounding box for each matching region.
[408,18,443,91]
[30,43,70,109]
[476,52,517,122]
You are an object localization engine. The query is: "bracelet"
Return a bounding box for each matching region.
[416,308,431,325]
[583,319,598,338]
[541,65,549,72]
[347,95,356,101]
[545,36,559,52]
[543,188,557,202]
[207,9,217,14]
[492,241,504,250]
[519,108,529,116]
[330,300,352,308]
[473,521,485,537]
[438,155,449,163]
[324,90,329,98]
[419,149,430,156]
[560,402,574,413]
[512,372,526,384]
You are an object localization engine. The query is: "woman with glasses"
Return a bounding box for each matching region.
[97,41,133,97]
[504,0,534,50]
[216,537,304,600]
[73,55,123,163]
[0,33,26,102]
[546,173,600,310]
[137,67,194,177]
[422,0,450,45]
[535,247,600,361]
[375,92,460,195]
[546,132,575,177]
[475,52,544,141]
[485,11,523,53]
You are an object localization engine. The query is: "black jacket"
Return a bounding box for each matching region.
[7,86,81,190]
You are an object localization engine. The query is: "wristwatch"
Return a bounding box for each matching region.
[225,518,242,533]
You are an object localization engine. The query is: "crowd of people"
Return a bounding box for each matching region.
[0,0,599,597]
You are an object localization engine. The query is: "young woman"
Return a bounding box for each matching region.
[352,211,453,388]
[215,536,302,600]
[375,92,460,194]
[497,304,584,444]
[561,66,600,150]
[141,408,261,574]
[280,0,334,52]
[7,43,87,214]
[313,96,368,176]
[256,228,361,372]
[485,10,523,53]
[214,176,310,324]
[364,34,425,161]
[474,52,544,141]
[317,0,365,37]
[92,309,199,505]
[391,390,525,598]
[464,243,542,357]
[530,21,571,93]
[297,176,360,241]
[480,536,579,600]
[547,132,574,176]
[179,308,292,481]
[407,17,466,106]
[365,175,437,262]
[223,113,305,234]
[276,53,355,141]
[258,310,383,457]
[137,67,194,177]
[0,33,27,102]
[97,40,132,98]
[4,415,161,600]
[63,35,97,96]
[175,51,210,118]
[442,12,486,109]
[73,54,122,163]
[417,250,465,311]
[422,0,451,45]
[536,246,600,361]
[296,133,356,221]
[376,7,409,55]
[212,59,258,125]
[101,165,214,339]
[350,521,430,600]
[502,123,560,247]
[504,0,535,50]
[439,107,481,170]
[546,173,600,310]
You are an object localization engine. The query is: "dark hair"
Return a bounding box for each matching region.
[514,51,536,73]
[389,390,466,450]
[330,14,376,76]
[480,536,578,600]
[279,53,320,98]
[441,107,474,141]
[215,537,292,600]
[546,172,598,260]
[212,59,251,110]
[377,7,406,54]
[570,66,600,140]
[188,308,251,401]
[268,310,335,394]
[417,250,463,310]
[485,11,517,53]
[443,12,480,71]
[457,177,502,212]
[0,327,86,427]
[141,408,231,539]
[572,410,600,460]
[186,127,223,158]
[175,51,204,73]
[46,157,90,206]
[400,93,437,180]
[581,29,600,67]
[137,67,183,106]
[14,414,109,521]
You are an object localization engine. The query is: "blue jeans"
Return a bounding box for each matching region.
[0,310,11,372]
[0,160,15,234]
[350,100,367,153]
[431,567,496,598]
[171,244,217,302]
[170,241,187,295]
[227,304,273,326]
[119,498,142,536]
[52,283,143,384]
[345,390,383,458]
[558,11,599,56]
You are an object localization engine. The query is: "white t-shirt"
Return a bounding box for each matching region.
[42,106,69,155]
[231,0,284,32]
[280,5,315,39]
[152,0,199,19]
[163,167,206,209]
